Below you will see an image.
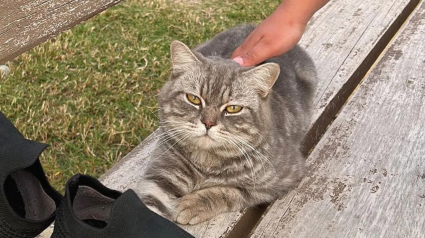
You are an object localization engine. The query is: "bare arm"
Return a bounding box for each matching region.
[232,0,330,67]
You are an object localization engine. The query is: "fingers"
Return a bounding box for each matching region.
[231,30,262,60]
[232,25,303,67]
[232,56,244,65]
[232,37,277,67]
[231,23,282,67]
[243,40,275,67]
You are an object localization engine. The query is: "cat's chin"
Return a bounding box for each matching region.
[195,135,218,150]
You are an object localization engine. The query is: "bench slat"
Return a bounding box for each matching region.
[99,0,421,237]
[251,1,425,237]
[301,0,420,152]
[0,0,122,64]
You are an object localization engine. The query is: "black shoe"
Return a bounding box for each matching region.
[0,111,63,237]
[52,174,194,238]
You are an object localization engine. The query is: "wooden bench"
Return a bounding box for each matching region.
[251,1,425,236]
[0,0,121,64]
[98,0,423,237]
[1,0,422,237]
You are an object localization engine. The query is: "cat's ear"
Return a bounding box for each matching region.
[170,41,200,73]
[243,63,280,98]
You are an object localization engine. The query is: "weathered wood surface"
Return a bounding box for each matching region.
[301,0,420,152]
[251,1,425,237]
[0,0,122,64]
[100,0,421,237]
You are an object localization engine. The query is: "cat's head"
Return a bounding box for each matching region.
[158,41,280,155]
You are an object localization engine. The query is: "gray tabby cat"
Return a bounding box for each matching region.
[137,24,317,225]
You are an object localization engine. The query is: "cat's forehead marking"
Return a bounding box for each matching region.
[221,88,232,103]
[202,73,235,105]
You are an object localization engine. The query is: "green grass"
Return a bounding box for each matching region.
[0,0,279,192]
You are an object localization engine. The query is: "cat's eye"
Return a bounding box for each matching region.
[225,105,243,113]
[186,94,201,105]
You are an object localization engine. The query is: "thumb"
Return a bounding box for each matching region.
[235,41,273,67]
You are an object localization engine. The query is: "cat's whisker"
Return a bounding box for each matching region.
[154,131,186,149]
[144,106,162,122]
[213,136,243,167]
[152,132,193,161]
[148,125,195,160]
[158,127,194,145]
[151,128,186,146]
[254,132,268,142]
[232,134,276,174]
[224,136,257,187]
[221,136,266,203]
[149,132,186,161]
[223,134,276,191]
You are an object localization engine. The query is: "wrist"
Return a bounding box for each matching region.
[267,9,306,39]
[273,0,325,27]
[268,5,308,34]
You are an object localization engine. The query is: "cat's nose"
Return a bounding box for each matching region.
[202,120,216,130]
[201,106,219,130]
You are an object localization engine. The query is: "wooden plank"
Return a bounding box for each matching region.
[301,0,420,153]
[0,0,122,64]
[251,1,425,237]
[97,0,421,237]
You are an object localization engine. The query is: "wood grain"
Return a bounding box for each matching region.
[251,0,425,237]
[98,0,421,237]
[300,0,420,154]
[0,0,122,64]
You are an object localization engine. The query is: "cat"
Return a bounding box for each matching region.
[136,24,317,225]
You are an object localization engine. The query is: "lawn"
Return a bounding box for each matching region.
[0,0,279,191]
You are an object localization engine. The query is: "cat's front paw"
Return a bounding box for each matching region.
[175,193,215,225]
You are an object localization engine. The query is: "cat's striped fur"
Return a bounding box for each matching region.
[137,25,317,225]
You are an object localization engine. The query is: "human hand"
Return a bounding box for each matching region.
[232,0,329,67]
[231,17,305,67]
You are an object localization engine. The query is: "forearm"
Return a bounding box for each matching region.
[273,0,330,27]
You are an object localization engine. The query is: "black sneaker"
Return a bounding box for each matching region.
[52,174,194,238]
[0,111,62,237]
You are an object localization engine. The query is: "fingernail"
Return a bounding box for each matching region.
[232,56,244,66]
